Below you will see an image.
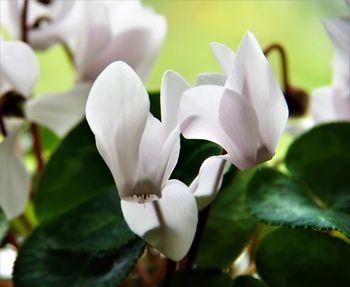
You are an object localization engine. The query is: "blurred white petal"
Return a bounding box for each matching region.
[210,42,236,75]
[196,73,226,86]
[25,83,91,138]
[0,41,38,96]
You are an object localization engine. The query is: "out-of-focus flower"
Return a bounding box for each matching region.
[179,32,288,170]
[69,0,167,82]
[0,0,80,49]
[311,17,350,123]
[86,61,197,261]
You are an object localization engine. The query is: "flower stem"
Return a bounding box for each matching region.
[21,0,29,43]
[30,123,44,174]
[162,259,177,287]
[263,43,289,92]
[0,113,7,137]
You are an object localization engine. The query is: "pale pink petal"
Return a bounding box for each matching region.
[121,180,198,261]
[86,61,149,195]
[25,83,91,138]
[210,42,236,75]
[179,85,231,152]
[311,87,337,123]
[0,41,38,96]
[195,73,226,86]
[219,89,259,169]
[190,156,227,210]
[161,71,190,135]
[229,32,288,159]
[0,121,30,219]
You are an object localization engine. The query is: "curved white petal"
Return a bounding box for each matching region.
[210,42,236,75]
[229,32,288,158]
[196,73,226,86]
[121,180,198,261]
[0,41,38,96]
[0,122,30,219]
[0,1,21,39]
[25,83,91,138]
[86,61,149,195]
[179,85,231,152]
[190,156,227,210]
[219,89,259,169]
[161,71,190,135]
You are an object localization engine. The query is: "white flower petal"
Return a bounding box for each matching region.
[190,155,227,210]
[195,73,226,86]
[219,89,259,169]
[0,41,38,96]
[210,42,236,75]
[161,70,190,135]
[230,32,288,158]
[0,123,30,219]
[311,87,336,123]
[179,85,231,152]
[86,61,150,195]
[121,180,198,261]
[25,83,91,138]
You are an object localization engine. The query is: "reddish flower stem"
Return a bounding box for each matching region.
[263,43,290,93]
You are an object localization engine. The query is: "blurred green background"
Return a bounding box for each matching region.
[34,0,347,96]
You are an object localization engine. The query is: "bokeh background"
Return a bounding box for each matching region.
[34,0,347,96]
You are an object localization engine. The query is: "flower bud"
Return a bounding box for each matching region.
[284,86,309,117]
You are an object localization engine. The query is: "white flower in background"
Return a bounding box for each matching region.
[179,32,288,170]
[0,41,37,219]
[311,17,350,123]
[0,0,80,49]
[69,0,166,82]
[86,61,197,261]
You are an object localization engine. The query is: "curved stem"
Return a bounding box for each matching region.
[0,113,7,137]
[21,0,29,42]
[263,43,290,93]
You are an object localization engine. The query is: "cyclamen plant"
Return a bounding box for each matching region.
[0,0,349,286]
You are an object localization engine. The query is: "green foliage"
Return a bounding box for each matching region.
[247,123,350,238]
[255,228,350,287]
[196,167,258,269]
[34,121,135,252]
[35,121,115,223]
[13,229,145,287]
[0,208,8,241]
[169,269,232,287]
[232,276,270,287]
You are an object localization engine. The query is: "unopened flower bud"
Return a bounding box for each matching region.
[284,86,309,117]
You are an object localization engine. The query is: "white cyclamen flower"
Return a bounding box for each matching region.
[311,17,350,123]
[70,0,166,82]
[0,0,80,49]
[179,32,288,170]
[85,61,197,261]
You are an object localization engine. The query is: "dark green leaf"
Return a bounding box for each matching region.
[42,187,135,252]
[0,208,9,241]
[232,276,269,287]
[13,229,145,287]
[196,167,258,269]
[35,121,115,223]
[247,168,350,237]
[169,269,231,287]
[255,228,350,287]
[286,122,350,200]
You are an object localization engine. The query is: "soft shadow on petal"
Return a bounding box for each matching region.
[219,89,259,169]
[0,122,30,219]
[190,155,227,210]
[25,83,91,138]
[0,41,38,96]
[121,180,198,261]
